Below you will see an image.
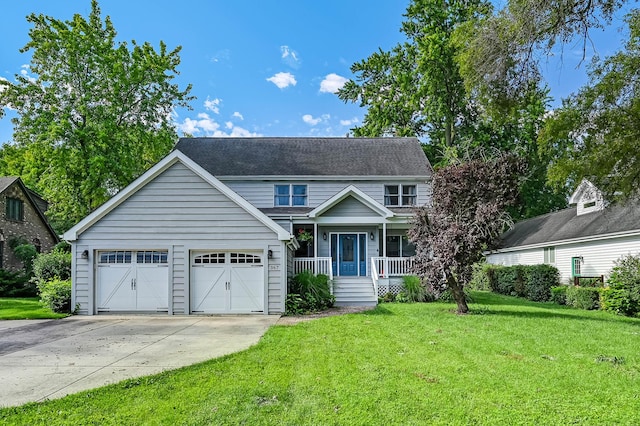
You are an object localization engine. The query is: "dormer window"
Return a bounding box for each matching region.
[274,184,307,206]
[384,185,416,206]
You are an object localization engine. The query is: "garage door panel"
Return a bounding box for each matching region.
[229,266,264,312]
[191,266,227,312]
[136,265,169,311]
[97,265,135,311]
[97,250,168,312]
[190,252,264,314]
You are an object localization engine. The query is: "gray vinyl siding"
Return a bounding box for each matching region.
[74,162,285,314]
[74,244,91,314]
[224,180,430,208]
[323,196,379,217]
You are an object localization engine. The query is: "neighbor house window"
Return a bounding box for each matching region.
[543,247,555,264]
[6,198,24,221]
[274,184,307,206]
[384,185,416,206]
[385,235,415,257]
[572,257,582,277]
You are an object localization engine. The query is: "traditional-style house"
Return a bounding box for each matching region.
[63,138,433,315]
[0,177,58,270]
[486,179,640,283]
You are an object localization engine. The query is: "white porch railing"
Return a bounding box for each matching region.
[370,258,379,299]
[372,257,415,277]
[293,257,333,280]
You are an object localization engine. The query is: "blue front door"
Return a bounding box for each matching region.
[339,234,357,276]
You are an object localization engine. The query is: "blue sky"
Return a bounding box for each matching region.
[0,1,632,143]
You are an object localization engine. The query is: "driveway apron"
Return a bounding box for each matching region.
[0,315,279,408]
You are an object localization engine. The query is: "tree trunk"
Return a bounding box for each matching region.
[447,274,469,314]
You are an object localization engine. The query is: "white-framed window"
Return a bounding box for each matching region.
[543,247,555,264]
[384,185,416,206]
[274,184,307,206]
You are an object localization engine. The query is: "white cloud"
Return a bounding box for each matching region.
[280,45,301,68]
[340,117,359,126]
[267,72,297,89]
[302,113,330,126]
[177,113,261,137]
[232,111,244,120]
[204,97,221,114]
[320,73,348,94]
[19,64,36,83]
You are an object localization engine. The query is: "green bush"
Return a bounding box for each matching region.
[550,286,568,305]
[401,275,427,303]
[469,262,491,291]
[484,264,559,302]
[13,243,38,274]
[565,286,600,310]
[0,269,31,297]
[600,288,634,316]
[38,278,72,313]
[526,264,560,301]
[32,249,72,286]
[286,271,334,314]
[603,254,640,317]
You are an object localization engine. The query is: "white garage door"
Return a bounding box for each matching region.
[97,250,169,312]
[191,252,264,314]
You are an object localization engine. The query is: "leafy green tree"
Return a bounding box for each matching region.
[458,0,627,104]
[339,0,566,218]
[338,0,491,164]
[0,0,193,231]
[540,10,640,200]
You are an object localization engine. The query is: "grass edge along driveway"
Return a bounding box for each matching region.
[1,291,639,425]
[0,298,67,320]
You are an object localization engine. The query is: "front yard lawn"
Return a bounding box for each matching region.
[0,298,68,320]
[1,292,639,424]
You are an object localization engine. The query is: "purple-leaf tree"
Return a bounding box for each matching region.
[408,154,525,314]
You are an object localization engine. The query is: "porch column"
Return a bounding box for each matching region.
[313,222,318,273]
[382,222,388,277]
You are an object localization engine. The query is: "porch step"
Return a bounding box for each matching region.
[332,277,377,307]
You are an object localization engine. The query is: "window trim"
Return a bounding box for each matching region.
[274,184,308,207]
[543,246,555,264]
[384,184,417,206]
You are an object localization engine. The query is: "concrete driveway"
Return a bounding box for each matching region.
[0,315,279,408]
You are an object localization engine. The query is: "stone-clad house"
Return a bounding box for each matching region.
[0,177,58,270]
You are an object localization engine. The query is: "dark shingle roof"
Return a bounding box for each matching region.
[0,177,19,193]
[174,137,432,177]
[499,201,640,248]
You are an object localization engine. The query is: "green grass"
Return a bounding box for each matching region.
[2,291,639,425]
[0,298,68,320]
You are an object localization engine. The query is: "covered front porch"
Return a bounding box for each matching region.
[286,185,417,305]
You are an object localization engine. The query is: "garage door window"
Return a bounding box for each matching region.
[137,251,168,264]
[99,251,132,264]
[230,253,261,264]
[194,253,226,264]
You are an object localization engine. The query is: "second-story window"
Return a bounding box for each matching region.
[274,184,307,206]
[384,185,416,206]
[6,197,24,221]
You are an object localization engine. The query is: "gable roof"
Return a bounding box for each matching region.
[309,185,394,219]
[0,177,58,242]
[495,200,640,251]
[62,151,293,242]
[173,137,433,177]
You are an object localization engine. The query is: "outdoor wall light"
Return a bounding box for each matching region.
[81,249,89,259]
[370,232,375,241]
[323,232,327,240]
[268,249,273,259]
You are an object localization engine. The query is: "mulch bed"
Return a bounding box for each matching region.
[276,306,375,325]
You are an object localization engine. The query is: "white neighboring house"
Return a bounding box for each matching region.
[63,137,432,315]
[486,179,640,283]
